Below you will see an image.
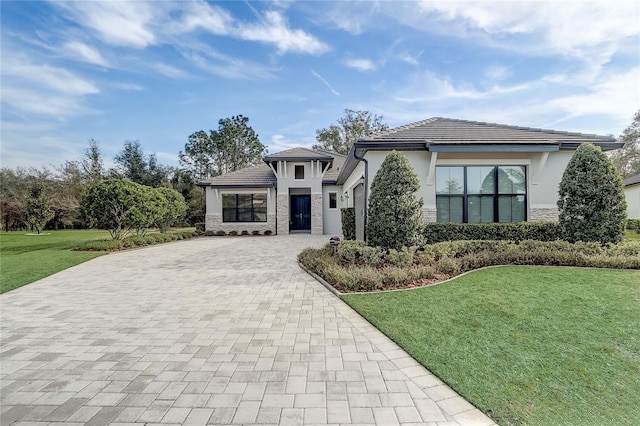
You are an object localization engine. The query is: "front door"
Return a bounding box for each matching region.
[290,195,311,231]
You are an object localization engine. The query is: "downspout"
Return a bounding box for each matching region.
[353,146,368,243]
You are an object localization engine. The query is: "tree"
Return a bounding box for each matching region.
[366,151,424,250]
[82,179,148,239]
[179,130,218,180]
[154,187,187,232]
[610,109,640,178]
[313,109,389,155]
[25,182,54,234]
[558,143,627,244]
[114,140,169,187]
[179,115,266,179]
[0,168,29,231]
[82,138,104,183]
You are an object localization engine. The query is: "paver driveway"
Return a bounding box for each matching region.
[1,235,494,426]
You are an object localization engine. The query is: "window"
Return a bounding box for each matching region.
[329,192,337,209]
[222,193,267,222]
[436,166,526,223]
[295,165,305,180]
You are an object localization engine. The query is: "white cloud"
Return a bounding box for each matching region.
[52,1,328,55]
[153,62,189,79]
[416,0,639,65]
[345,58,376,72]
[484,65,511,82]
[235,10,329,54]
[62,41,109,66]
[55,1,160,48]
[1,54,99,118]
[311,70,340,96]
[110,83,144,91]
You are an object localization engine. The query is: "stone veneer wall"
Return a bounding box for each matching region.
[205,213,276,234]
[276,194,289,235]
[529,208,560,221]
[311,194,323,235]
[422,207,437,223]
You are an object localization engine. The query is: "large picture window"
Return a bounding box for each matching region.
[222,193,267,222]
[436,166,526,223]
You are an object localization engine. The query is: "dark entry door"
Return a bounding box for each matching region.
[290,195,311,231]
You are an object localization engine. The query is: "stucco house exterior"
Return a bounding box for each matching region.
[624,174,640,219]
[198,117,622,237]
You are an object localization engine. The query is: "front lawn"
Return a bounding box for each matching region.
[0,230,111,294]
[343,266,640,425]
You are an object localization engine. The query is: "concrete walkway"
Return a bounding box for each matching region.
[1,235,494,426]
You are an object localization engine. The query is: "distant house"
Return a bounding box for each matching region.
[198,117,622,238]
[624,174,640,219]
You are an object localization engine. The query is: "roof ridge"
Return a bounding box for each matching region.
[369,117,440,139]
[314,147,347,158]
[435,117,606,139]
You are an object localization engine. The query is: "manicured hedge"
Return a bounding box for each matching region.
[423,222,563,243]
[627,219,640,232]
[341,208,356,240]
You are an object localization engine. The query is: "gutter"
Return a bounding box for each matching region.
[353,146,368,243]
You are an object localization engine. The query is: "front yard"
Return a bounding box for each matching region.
[343,266,640,425]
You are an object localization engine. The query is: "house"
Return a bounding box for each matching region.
[198,117,622,237]
[624,174,640,219]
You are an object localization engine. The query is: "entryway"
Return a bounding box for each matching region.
[290,194,311,231]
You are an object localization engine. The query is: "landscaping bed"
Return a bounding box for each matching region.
[299,239,640,293]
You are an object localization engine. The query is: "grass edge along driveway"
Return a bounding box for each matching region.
[343,265,640,426]
[0,230,111,294]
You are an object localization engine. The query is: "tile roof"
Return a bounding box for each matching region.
[263,147,334,161]
[361,117,617,145]
[199,163,276,187]
[198,148,346,187]
[624,174,640,187]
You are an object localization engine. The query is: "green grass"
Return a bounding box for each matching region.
[625,229,640,241]
[0,230,111,294]
[343,266,640,426]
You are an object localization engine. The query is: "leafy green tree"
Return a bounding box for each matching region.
[25,182,54,234]
[313,109,389,155]
[179,130,218,180]
[154,187,188,232]
[558,143,627,244]
[82,138,104,183]
[0,168,29,231]
[180,115,266,179]
[114,140,169,187]
[609,109,640,178]
[366,151,424,250]
[82,179,149,239]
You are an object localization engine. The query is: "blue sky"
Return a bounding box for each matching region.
[2,0,639,171]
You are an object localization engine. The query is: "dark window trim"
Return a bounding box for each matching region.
[328,192,337,209]
[436,166,527,223]
[222,193,268,223]
[294,165,305,180]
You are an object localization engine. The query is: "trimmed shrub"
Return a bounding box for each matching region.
[341,207,356,240]
[367,151,424,250]
[195,222,205,232]
[228,230,238,236]
[214,230,225,236]
[627,219,640,232]
[423,222,563,243]
[558,143,627,244]
[241,230,249,235]
[252,230,261,235]
[337,241,385,266]
[264,230,273,235]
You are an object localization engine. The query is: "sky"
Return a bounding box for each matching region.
[1,0,639,171]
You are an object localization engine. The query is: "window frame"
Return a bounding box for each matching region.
[222,193,268,223]
[436,166,527,223]
[294,165,305,180]
[328,192,337,209]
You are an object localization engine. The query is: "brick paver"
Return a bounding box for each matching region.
[0,235,495,425]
